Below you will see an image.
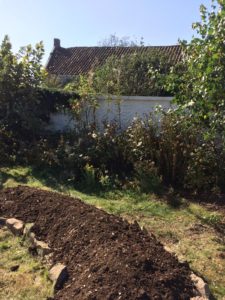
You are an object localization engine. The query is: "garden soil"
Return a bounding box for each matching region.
[0,186,197,300]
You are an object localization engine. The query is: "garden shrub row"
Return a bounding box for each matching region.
[2,110,224,195]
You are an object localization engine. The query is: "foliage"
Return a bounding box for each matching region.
[44,74,65,89]
[0,36,79,164]
[0,125,18,165]
[161,0,225,192]
[133,160,162,193]
[122,113,193,187]
[37,88,78,113]
[65,76,98,128]
[82,163,98,190]
[184,137,225,192]
[66,49,173,99]
[91,52,173,96]
[122,110,225,192]
[98,34,145,47]
[21,109,225,193]
[29,123,129,188]
[167,0,225,130]
[0,35,46,137]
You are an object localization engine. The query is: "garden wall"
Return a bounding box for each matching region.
[46,96,173,131]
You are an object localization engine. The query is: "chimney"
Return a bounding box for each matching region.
[54,38,61,49]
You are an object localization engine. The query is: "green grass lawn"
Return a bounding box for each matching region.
[0,166,225,299]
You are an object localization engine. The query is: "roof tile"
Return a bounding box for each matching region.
[46,45,182,76]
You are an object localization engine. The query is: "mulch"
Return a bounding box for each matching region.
[0,186,197,300]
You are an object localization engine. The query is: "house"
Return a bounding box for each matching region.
[46,38,182,82]
[46,39,182,131]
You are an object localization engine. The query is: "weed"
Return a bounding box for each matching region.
[0,242,11,251]
[201,213,223,226]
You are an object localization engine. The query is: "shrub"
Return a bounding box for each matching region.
[120,110,225,193]
[0,36,46,137]
[134,160,162,193]
[184,138,225,193]
[121,112,196,187]
[92,52,173,96]
[0,126,18,165]
[167,1,225,130]
[82,163,98,190]
[26,124,130,185]
[1,109,223,195]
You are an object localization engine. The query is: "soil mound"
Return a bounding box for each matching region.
[0,186,196,299]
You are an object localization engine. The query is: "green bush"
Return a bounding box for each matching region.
[121,112,195,187]
[67,52,173,97]
[134,160,162,193]
[120,110,225,193]
[184,139,225,192]
[1,102,222,195]
[0,36,45,137]
[82,163,98,190]
[31,124,130,184]
[0,126,18,165]
[19,108,224,195]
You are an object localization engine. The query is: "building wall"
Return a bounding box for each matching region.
[46,96,173,131]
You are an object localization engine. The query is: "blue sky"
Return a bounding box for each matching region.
[0,0,212,63]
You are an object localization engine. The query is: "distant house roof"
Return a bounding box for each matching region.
[46,38,182,76]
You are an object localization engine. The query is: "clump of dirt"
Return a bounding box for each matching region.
[0,186,196,299]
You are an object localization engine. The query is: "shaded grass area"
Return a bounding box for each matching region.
[0,227,53,300]
[0,166,225,299]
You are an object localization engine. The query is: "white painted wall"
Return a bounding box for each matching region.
[46,96,173,131]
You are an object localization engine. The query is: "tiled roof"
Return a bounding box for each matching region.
[46,45,182,76]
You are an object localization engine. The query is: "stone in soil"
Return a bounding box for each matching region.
[49,263,68,291]
[26,230,51,257]
[23,222,34,236]
[34,240,51,257]
[6,218,24,236]
[191,273,210,299]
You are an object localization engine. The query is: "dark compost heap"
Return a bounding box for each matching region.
[0,186,196,300]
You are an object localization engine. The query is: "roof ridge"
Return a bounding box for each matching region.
[63,44,180,50]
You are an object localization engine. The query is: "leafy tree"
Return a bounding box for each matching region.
[0,35,46,137]
[98,34,144,47]
[164,0,225,192]
[65,75,98,127]
[168,0,225,129]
